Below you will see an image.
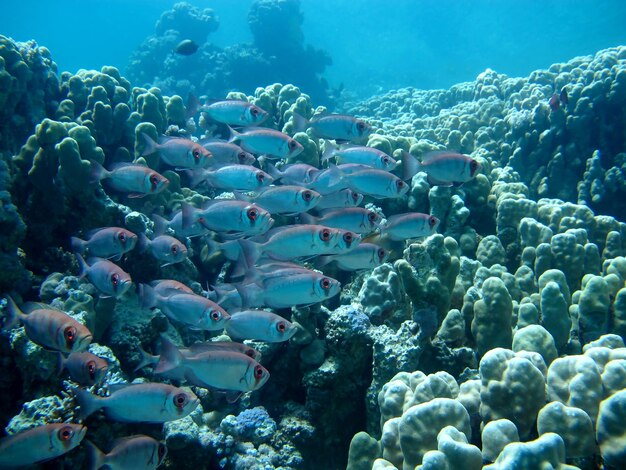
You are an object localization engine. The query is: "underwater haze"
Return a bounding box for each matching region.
[3,0,626,469]
[2,0,626,99]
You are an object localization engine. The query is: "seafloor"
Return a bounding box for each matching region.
[0,23,626,470]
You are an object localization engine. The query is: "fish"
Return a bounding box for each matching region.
[141,134,212,169]
[138,283,230,331]
[71,227,137,261]
[380,213,440,241]
[75,383,199,423]
[341,168,409,199]
[155,338,270,392]
[77,255,133,298]
[401,150,480,186]
[548,93,560,112]
[560,87,569,107]
[322,142,397,170]
[182,200,273,238]
[0,423,86,468]
[203,100,269,126]
[300,207,382,234]
[57,351,108,386]
[234,185,321,215]
[152,210,210,239]
[201,139,256,166]
[229,127,303,159]
[187,164,273,191]
[266,162,320,185]
[86,435,167,470]
[90,162,169,198]
[138,233,188,267]
[225,310,297,342]
[174,39,199,55]
[149,279,194,295]
[316,243,388,271]
[2,296,93,353]
[293,112,372,143]
[235,269,341,308]
[315,189,363,210]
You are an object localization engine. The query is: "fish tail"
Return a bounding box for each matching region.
[151,213,169,237]
[137,283,157,309]
[292,112,309,133]
[70,236,86,255]
[89,160,108,184]
[238,239,260,271]
[155,335,183,375]
[233,191,250,203]
[186,93,201,119]
[265,163,283,181]
[401,150,421,180]
[227,126,241,143]
[140,132,158,157]
[134,344,157,372]
[315,255,333,269]
[84,440,105,470]
[1,295,22,330]
[74,388,101,419]
[181,202,197,231]
[321,140,337,161]
[320,164,344,189]
[56,352,66,376]
[137,233,150,253]
[298,212,316,225]
[185,169,208,189]
[76,254,89,279]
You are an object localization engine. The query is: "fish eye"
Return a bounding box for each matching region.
[58,426,74,441]
[149,173,159,189]
[377,248,386,260]
[171,245,178,254]
[247,208,258,221]
[302,190,312,202]
[86,360,96,378]
[158,443,167,459]
[320,277,331,290]
[429,216,438,228]
[470,160,478,172]
[367,212,378,222]
[173,392,188,409]
[118,232,126,243]
[256,172,265,182]
[276,321,286,333]
[251,107,259,116]
[111,272,119,286]
[396,180,406,189]
[244,348,256,358]
[356,121,366,131]
[382,156,390,164]
[351,191,359,201]
[343,232,353,244]
[210,310,222,322]
[288,140,297,150]
[254,364,264,379]
[238,151,248,162]
[320,228,331,241]
[64,326,76,344]
[193,149,201,160]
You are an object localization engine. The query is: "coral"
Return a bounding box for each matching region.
[484,433,578,470]
[536,401,596,459]
[480,419,519,463]
[596,389,626,468]
[471,278,513,358]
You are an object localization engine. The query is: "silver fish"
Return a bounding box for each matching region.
[57,351,108,386]
[150,279,194,295]
[0,423,86,468]
[2,296,93,353]
[139,284,229,331]
[91,162,169,198]
[267,163,319,185]
[86,435,167,470]
[300,207,382,234]
[75,383,199,423]
[402,150,480,185]
[191,164,273,191]
[77,255,132,298]
[141,134,212,169]
[293,112,372,143]
[225,310,297,342]
[152,210,210,239]
[342,168,409,199]
[235,269,341,308]
[182,200,273,238]
[138,233,188,267]
[323,143,397,170]
[315,189,363,210]
[316,243,388,271]
[380,213,440,241]
[203,100,268,126]
[201,140,256,166]
[155,339,270,392]
[71,227,137,261]
[229,127,303,159]
[234,185,320,215]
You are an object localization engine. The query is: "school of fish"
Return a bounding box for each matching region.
[0,99,480,468]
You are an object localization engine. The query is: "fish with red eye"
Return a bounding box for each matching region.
[315,189,363,210]
[71,227,137,261]
[316,242,389,271]
[300,207,383,234]
[137,233,188,267]
[76,255,132,298]
[379,213,440,242]
[181,200,273,238]
[228,127,304,159]
[322,143,397,170]
[2,296,93,353]
[85,435,167,470]
[201,100,269,126]
[224,310,297,342]
[293,112,372,143]
[186,164,274,191]
[141,134,212,169]
[57,351,108,386]
[90,162,169,198]
[234,185,321,215]
[402,150,481,186]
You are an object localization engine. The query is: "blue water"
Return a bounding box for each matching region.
[2,0,626,99]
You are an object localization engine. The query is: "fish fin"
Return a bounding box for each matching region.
[315,255,333,269]
[134,345,157,372]
[265,162,283,181]
[137,233,151,253]
[128,192,147,199]
[321,140,337,162]
[151,214,169,237]
[186,93,201,119]
[137,283,157,309]
[292,112,309,133]
[426,174,453,187]
[70,237,85,255]
[225,391,243,403]
[181,202,197,231]
[421,150,458,163]
[401,150,421,180]
[233,191,252,202]
[298,212,316,225]
[227,126,241,143]
[141,132,158,157]
[314,164,343,189]
[84,440,105,470]
[1,296,22,330]
[76,254,89,279]
[56,352,66,376]
[74,388,102,419]
[237,239,261,272]
[155,335,183,374]
[89,160,108,184]
[233,282,262,309]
